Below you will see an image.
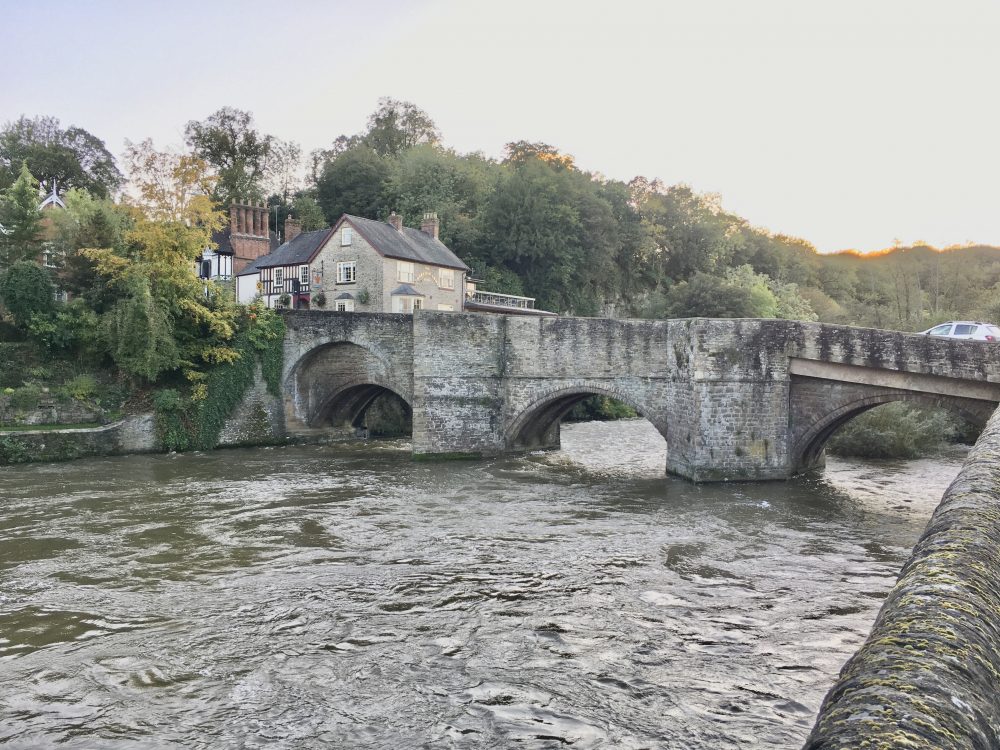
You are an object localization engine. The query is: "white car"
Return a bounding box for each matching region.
[919,320,1000,341]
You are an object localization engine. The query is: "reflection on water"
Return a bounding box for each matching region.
[0,419,966,749]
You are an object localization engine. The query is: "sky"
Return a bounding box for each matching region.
[2,0,999,253]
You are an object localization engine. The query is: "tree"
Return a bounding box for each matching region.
[0,261,54,327]
[84,141,236,380]
[184,107,274,205]
[0,116,122,197]
[266,139,302,201]
[315,147,391,223]
[385,145,497,254]
[291,194,327,231]
[362,98,440,157]
[663,273,759,318]
[0,162,44,268]
[503,141,575,170]
[104,274,179,380]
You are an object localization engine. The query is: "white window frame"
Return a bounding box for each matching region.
[273,268,284,292]
[335,300,355,312]
[437,304,454,311]
[300,265,310,285]
[341,227,352,246]
[397,261,415,283]
[337,261,357,284]
[413,298,422,311]
[438,269,454,289]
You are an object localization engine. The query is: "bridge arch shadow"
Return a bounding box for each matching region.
[286,341,413,436]
[505,385,666,455]
[793,392,990,473]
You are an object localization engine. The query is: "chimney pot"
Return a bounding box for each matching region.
[388,211,403,231]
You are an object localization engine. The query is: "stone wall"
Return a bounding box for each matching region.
[217,366,286,447]
[805,403,1000,749]
[0,414,158,465]
[0,394,104,426]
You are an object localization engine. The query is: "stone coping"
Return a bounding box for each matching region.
[805,403,1000,749]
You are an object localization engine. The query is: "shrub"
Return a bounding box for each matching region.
[828,402,961,459]
[0,435,31,464]
[9,383,43,411]
[566,395,638,422]
[61,374,98,402]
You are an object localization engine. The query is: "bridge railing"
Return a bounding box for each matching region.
[468,290,536,309]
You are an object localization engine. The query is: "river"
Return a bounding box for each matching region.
[0,420,966,749]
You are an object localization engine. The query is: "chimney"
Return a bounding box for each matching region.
[285,215,303,243]
[420,211,439,240]
[388,211,403,232]
[229,201,273,275]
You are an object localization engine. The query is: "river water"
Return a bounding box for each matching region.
[0,420,966,749]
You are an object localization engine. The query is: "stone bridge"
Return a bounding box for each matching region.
[278,311,1000,481]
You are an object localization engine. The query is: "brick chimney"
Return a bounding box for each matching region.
[230,201,272,275]
[420,211,439,240]
[285,216,303,243]
[388,211,403,231]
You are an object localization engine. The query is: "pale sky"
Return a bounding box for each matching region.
[2,0,998,252]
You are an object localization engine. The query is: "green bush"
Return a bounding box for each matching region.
[61,374,98,402]
[0,435,31,463]
[828,402,962,459]
[566,395,638,422]
[9,383,43,411]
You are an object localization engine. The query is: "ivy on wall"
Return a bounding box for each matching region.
[154,304,285,451]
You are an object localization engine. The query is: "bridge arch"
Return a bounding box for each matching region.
[285,341,413,431]
[505,384,665,452]
[791,390,993,474]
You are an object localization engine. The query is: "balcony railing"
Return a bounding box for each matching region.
[468,290,536,309]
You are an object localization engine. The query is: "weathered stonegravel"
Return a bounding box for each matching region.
[805,404,1000,749]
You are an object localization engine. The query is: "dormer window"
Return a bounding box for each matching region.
[342,227,353,246]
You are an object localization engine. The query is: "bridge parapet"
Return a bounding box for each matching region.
[805,406,1000,748]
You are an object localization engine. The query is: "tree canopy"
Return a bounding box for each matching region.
[0,116,122,197]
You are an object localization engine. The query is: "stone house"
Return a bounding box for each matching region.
[198,202,278,284]
[236,212,469,312]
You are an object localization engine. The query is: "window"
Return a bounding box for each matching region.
[397,261,415,283]
[273,268,284,291]
[392,296,421,313]
[337,261,357,283]
[928,324,951,336]
[335,300,355,312]
[300,266,310,285]
[439,269,454,289]
[954,324,976,336]
[437,304,454,311]
[341,227,353,246]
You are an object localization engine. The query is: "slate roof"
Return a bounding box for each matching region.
[236,228,334,276]
[390,283,424,297]
[344,215,470,271]
[334,292,355,300]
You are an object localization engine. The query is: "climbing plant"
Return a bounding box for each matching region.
[153,303,285,451]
